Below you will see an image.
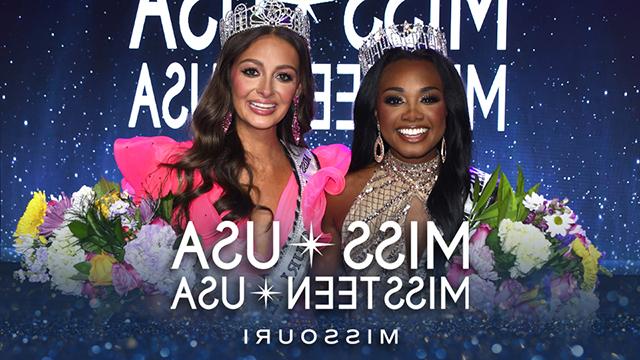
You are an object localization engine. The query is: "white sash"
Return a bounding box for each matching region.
[264,143,319,313]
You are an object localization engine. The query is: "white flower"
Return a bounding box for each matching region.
[124,224,197,295]
[523,192,546,211]
[65,185,95,221]
[544,212,575,237]
[47,226,84,296]
[108,200,130,219]
[13,235,35,255]
[498,219,551,278]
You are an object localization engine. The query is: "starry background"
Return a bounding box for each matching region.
[1,1,638,273]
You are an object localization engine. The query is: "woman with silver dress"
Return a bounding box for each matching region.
[318,23,473,304]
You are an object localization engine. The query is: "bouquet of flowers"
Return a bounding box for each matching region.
[448,167,610,321]
[12,179,196,307]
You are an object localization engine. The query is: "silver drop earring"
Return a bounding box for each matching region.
[374,122,385,163]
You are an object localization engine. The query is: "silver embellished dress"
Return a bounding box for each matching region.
[341,153,441,283]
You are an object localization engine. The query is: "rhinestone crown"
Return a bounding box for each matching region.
[219,0,311,47]
[359,22,448,76]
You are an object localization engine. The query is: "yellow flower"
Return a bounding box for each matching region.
[14,191,47,245]
[89,253,117,286]
[571,239,601,291]
[96,191,121,218]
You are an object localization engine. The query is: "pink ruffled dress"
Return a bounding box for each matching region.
[114,136,350,272]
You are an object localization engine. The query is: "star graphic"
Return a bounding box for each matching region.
[290,225,333,267]
[280,0,334,23]
[251,278,281,308]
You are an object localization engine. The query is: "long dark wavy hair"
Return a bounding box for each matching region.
[165,27,314,227]
[350,48,472,242]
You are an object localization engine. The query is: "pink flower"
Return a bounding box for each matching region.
[470,224,491,245]
[467,224,498,281]
[81,282,97,299]
[447,256,476,288]
[549,273,577,302]
[111,263,142,296]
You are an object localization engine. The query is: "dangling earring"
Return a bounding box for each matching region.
[292,95,301,145]
[222,111,232,134]
[374,122,385,163]
[440,137,447,164]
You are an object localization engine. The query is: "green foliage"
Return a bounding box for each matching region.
[468,166,541,231]
[93,178,120,198]
[74,261,91,275]
[70,208,127,262]
[158,193,175,223]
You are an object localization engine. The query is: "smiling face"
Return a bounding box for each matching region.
[375,59,447,164]
[230,34,300,132]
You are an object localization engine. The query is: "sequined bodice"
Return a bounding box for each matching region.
[341,153,441,281]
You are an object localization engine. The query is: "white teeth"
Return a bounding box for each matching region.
[250,101,276,109]
[398,128,428,136]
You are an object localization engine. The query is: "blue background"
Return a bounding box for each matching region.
[1,0,638,273]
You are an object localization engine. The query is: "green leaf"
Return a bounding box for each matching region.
[113,218,125,246]
[134,209,142,230]
[158,193,175,223]
[485,230,501,253]
[498,172,514,203]
[68,220,90,239]
[473,166,500,214]
[497,190,512,224]
[93,178,120,198]
[70,273,89,281]
[74,261,92,275]
[505,191,518,220]
[475,202,499,222]
[88,234,108,247]
[516,166,525,197]
[494,252,516,275]
[86,210,105,235]
[599,265,613,277]
[472,174,481,203]
[515,194,528,221]
[80,241,101,254]
[527,183,541,195]
[112,247,125,263]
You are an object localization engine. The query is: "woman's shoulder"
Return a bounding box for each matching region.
[114,136,192,160]
[311,143,351,170]
[114,136,193,200]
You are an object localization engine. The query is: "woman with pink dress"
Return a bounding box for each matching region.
[113,1,349,310]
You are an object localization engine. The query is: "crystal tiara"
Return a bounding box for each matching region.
[219,0,311,47]
[358,22,448,76]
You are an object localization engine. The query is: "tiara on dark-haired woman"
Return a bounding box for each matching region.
[358,21,448,76]
[219,0,311,46]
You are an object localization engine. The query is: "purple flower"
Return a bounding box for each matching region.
[549,273,577,302]
[40,195,72,236]
[138,198,156,224]
[556,233,576,247]
[523,212,536,225]
[469,274,497,313]
[82,282,97,299]
[111,263,143,296]
[495,279,526,310]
